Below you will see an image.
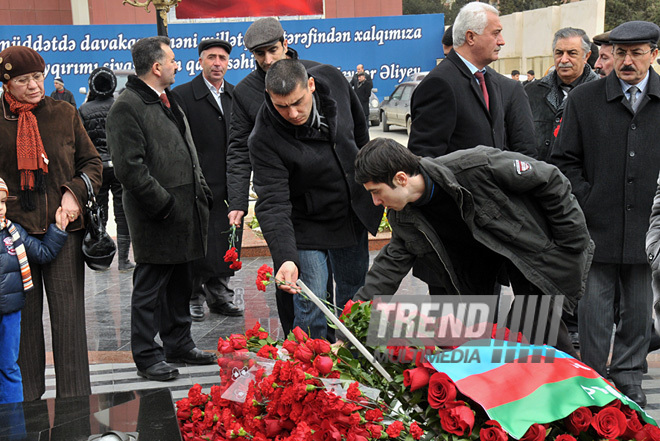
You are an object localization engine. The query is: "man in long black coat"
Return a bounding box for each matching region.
[551,21,660,408]
[408,2,535,160]
[107,36,215,382]
[173,39,242,321]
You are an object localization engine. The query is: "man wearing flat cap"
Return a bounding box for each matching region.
[552,20,660,408]
[50,77,76,108]
[172,39,242,321]
[593,31,615,78]
[225,17,319,335]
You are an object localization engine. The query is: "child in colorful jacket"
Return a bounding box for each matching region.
[0,177,69,403]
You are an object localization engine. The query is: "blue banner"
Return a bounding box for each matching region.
[0,14,444,107]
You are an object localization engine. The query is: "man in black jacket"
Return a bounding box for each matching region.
[350,138,592,357]
[225,17,319,334]
[173,39,242,321]
[249,59,382,339]
[551,21,660,408]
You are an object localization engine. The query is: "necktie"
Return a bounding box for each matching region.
[159,92,171,108]
[628,86,639,112]
[474,71,489,110]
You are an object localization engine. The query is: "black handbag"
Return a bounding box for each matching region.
[80,173,116,271]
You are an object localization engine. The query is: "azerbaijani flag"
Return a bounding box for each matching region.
[427,339,656,439]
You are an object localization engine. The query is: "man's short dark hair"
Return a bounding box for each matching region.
[265,59,308,96]
[355,138,420,188]
[132,36,170,77]
[511,69,520,76]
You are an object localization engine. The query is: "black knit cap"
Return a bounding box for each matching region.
[0,46,45,83]
[198,39,232,56]
[609,21,660,45]
[244,17,284,51]
[88,67,116,98]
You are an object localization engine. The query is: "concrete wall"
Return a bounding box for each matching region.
[492,0,605,76]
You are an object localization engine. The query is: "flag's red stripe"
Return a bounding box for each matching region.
[454,356,602,409]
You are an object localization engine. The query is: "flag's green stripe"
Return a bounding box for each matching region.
[485,377,656,439]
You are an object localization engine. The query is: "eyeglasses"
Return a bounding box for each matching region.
[12,72,45,86]
[613,48,654,60]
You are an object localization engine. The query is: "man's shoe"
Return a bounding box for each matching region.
[166,347,217,365]
[618,384,647,408]
[190,304,205,322]
[137,361,179,381]
[208,301,243,317]
[569,331,580,350]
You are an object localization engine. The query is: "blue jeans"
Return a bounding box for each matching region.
[294,229,369,339]
[0,311,23,404]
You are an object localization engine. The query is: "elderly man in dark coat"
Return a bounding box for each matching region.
[408,2,535,159]
[527,28,599,162]
[552,21,660,408]
[173,39,242,321]
[107,36,215,382]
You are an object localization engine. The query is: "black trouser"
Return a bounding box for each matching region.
[97,167,129,237]
[131,262,195,370]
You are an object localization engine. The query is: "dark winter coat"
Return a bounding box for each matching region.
[408,49,535,158]
[0,223,67,315]
[172,74,237,276]
[107,75,211,264]
[355,147,594,314]
[0,97,102,234]
[526,66,599,161]
[226,58,320,214]
[249,63,383,269]
[552,70,660,264]
[79,97,114,164]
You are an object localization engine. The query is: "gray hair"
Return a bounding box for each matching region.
[132,36,170,77]
[552,28,591,58]
[265,59,308,96]
[453,2,500,47]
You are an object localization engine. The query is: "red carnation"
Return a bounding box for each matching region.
[223,247,238,263]
[565,407,593,435]
[520,423,547,441]
[386,421,405,438]
[346,382,362,401]
[229,260,242,270]
[403,366,431,392]
[256,345,279,359]
[427,372,457,409]
[365,408,384,422]
[410,421,424,440]
[439,402,475,436]
[256,264,274,291]
[591,407,628,440]
[480,420,507,441]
